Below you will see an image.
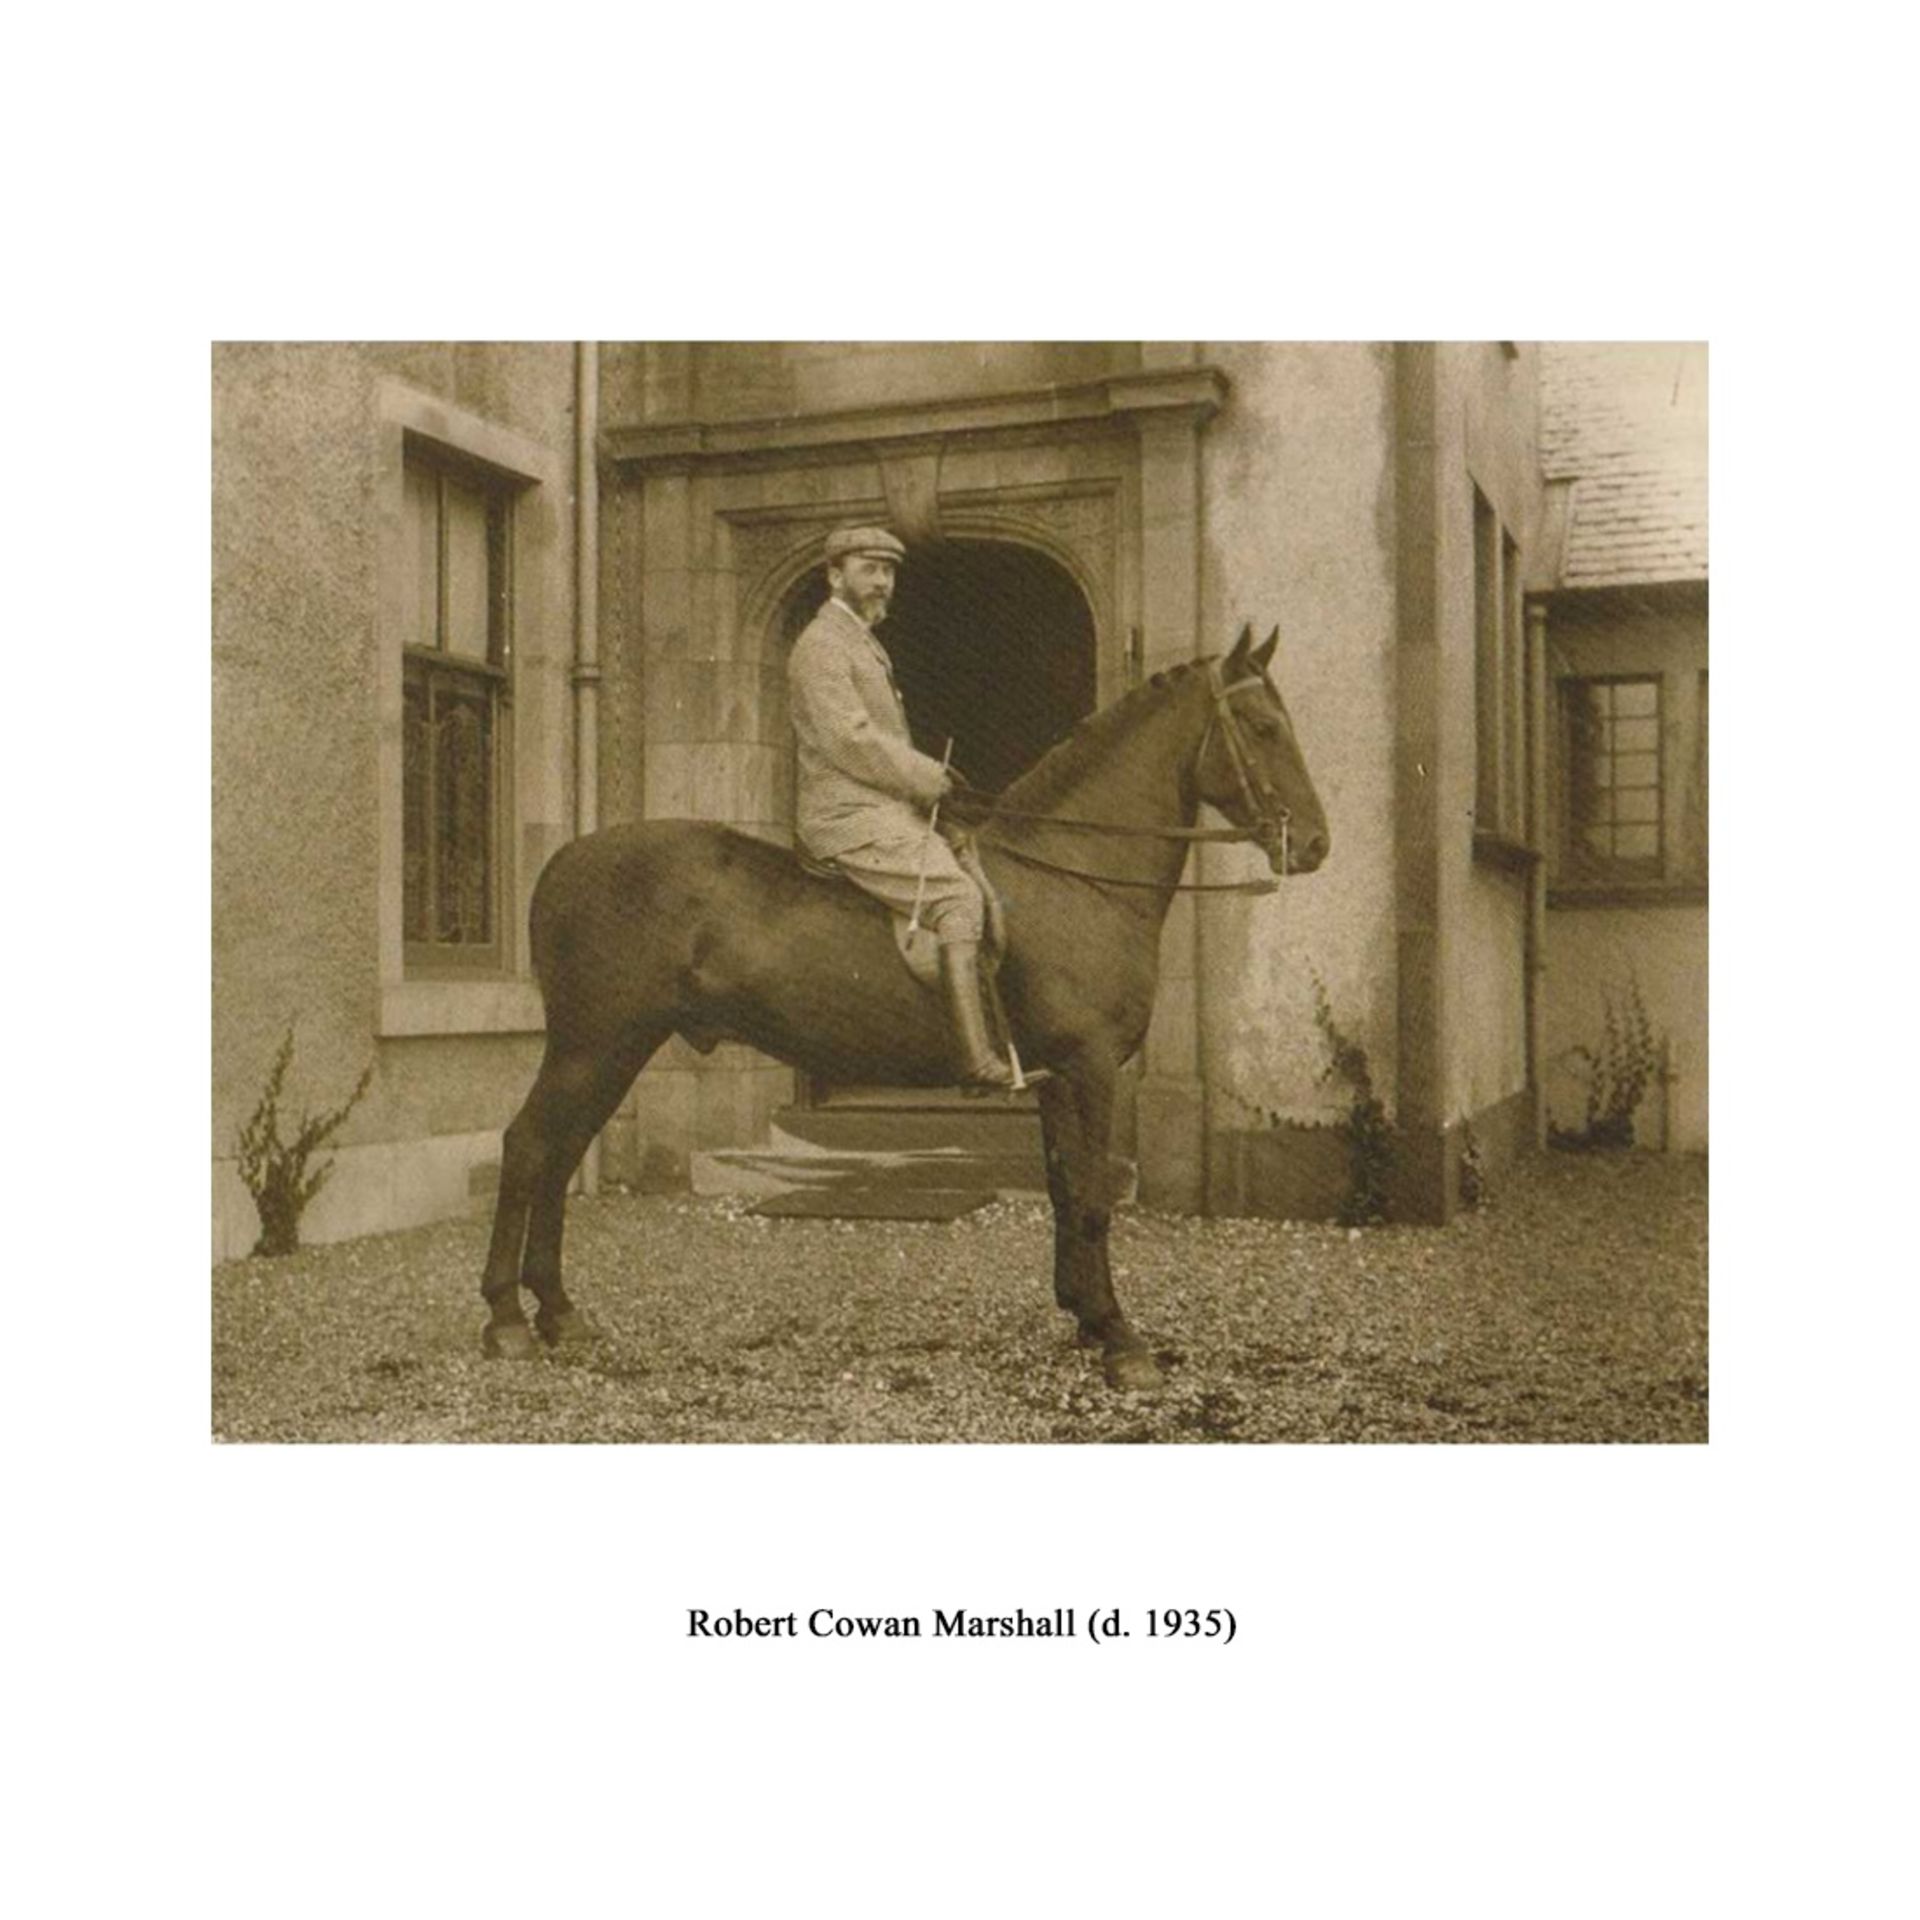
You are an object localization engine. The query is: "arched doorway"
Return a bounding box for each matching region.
[777,537,1099,1107]
[780,538,1097,794]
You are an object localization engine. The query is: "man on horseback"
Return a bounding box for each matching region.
[787,524,1024,1090]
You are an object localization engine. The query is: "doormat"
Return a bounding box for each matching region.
[747,1187,996,1222]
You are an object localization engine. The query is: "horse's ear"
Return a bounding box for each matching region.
[1252,626,1279,672]
[1228,622,1253,667]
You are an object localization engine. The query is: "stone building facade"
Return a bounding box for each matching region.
[213,341,1629,1260]
[1535,342,1708,1151]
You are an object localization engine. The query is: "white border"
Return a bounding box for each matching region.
[15,7,1915,1913]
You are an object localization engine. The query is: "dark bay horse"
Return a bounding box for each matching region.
[479,624,1328,1391]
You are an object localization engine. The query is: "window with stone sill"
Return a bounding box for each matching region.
[1563,675,1663,880]
[401,443,513,973]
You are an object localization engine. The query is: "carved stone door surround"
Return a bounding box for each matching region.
[601,364,1228,1208]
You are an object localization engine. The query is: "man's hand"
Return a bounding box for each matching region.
[942,771,995,824]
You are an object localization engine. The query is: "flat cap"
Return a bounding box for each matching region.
[824,524,906,566]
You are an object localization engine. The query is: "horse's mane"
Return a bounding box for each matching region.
[996,657,1213,811]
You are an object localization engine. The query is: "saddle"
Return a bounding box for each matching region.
[797,834,1009,991]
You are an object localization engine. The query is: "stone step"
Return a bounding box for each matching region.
[748,1188,998,1222]
[772,1104,1046,1167]
[691,1102,1136,1209]
[690,1142,1047,1201]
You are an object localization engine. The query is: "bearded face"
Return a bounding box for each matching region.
[829,553,897,627]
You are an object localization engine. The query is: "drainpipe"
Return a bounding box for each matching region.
[1525,599,1549,1147]
[574,341,601,839]
[574,342,602,1190]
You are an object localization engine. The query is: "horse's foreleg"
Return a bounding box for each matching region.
[1038,1068,1161,1393]
[1037,1077,1096,1323]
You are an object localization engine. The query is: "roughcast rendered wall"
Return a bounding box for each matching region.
[1195,344,1400,1172]
[1182,345,1397,1213]
[212,344,577,1258]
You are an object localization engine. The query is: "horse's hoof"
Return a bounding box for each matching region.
[483,1321,539,1362]
[1073,1324,1102,1351]
[1104,1346,1164,1394]
[536,1307,593,1349]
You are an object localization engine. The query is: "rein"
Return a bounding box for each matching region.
[977,662,1290,895]
[991,842,1279,895]
[975,807,1254,843]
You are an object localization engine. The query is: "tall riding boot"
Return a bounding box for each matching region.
[938,940,1020,1090]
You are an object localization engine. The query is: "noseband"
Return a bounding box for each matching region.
[1198,660,1292,876]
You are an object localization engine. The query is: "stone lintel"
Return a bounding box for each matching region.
[601,368,1230,474]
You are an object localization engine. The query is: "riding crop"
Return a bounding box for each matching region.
[906,736,955,938]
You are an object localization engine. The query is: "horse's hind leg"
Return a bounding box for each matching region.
[481,1025,667,1358]
[480,1092,545,1360]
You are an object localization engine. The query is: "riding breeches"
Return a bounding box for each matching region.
[816,831,986,945]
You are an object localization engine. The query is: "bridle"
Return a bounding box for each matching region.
[973,659,1293,895]
[1195,658,1293,877]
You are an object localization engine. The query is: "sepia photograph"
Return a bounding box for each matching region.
[20,8,1915,1913]
[211,340,1708,1443]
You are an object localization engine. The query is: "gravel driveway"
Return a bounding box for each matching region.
[211,1148,1706,1443]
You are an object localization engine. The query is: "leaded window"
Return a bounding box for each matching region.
[1565,676,1662,875]
[401,446,511,969]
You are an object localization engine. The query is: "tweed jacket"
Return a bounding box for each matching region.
[787,598,948,857]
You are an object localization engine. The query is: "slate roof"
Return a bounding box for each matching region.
[1539,342,1707,588]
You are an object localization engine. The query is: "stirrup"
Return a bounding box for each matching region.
[957,1054,1051,1096]
[958,1055,1021,1092]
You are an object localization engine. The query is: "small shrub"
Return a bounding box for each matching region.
[1550,975,1661,1152]
[235,1027,372,1256]
[1311,973,1396,1226]
[1458,1122,1486,1210]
